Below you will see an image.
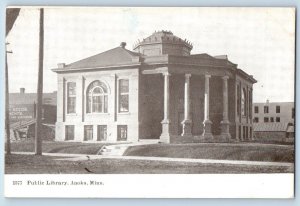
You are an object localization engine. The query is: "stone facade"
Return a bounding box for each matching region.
[53,31,256,143]
[55,69,139,142]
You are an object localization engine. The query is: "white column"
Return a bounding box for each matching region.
[181,74,192,137]
[204,75,210,121]
[202,74,213,139]
[184,74,191,121]
[220,75,231,140]
[163,73,170,122]
[160,72,171,143]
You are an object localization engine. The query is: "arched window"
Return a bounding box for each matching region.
[241,88,247,116]
[86,81,108,113]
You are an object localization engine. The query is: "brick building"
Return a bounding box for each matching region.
[52,31,256,143]
[9,88,57,124]
[253,101,295,141]
[8,88,57,140]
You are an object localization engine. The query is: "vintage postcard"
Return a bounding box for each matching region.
[4,7,295,198]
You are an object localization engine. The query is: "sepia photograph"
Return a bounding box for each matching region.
[4,7,295,198]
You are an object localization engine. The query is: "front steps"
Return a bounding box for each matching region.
[97,145,129,156]
[97,139,160,156]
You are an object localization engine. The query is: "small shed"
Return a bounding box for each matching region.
[253,122,293,142]
[9,119,55,141]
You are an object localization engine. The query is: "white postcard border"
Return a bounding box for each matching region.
[4,174,294,198]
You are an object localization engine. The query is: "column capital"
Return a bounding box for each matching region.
[205,74,211,78]
[185,73,192,78]
[222,75,229,80]
[162,72,171,76]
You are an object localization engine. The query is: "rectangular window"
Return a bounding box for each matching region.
[270,117,274,122]
[67,82,76,113]
[276,106,280,113]
[264,106,269,114]
[119,79,129,112]
[276,117,280,122]
[264,117,269,123]
[253,117,259,123]
[84,125,93,141]
[97,125,107,141]
[117,125,127,141]
[292,108,295,119]
[254,106,259,113]
[65,125,74,140]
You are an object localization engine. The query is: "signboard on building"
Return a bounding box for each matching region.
[9,104,34,123]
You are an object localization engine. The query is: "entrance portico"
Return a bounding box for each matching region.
[143,66,235,143]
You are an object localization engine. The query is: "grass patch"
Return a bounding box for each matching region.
[8,140,109,155]
[124,143,295,163]
[5,154,293,174]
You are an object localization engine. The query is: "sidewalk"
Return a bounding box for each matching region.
[11,151,293,168]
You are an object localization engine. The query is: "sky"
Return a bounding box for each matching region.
[6,7,295,102]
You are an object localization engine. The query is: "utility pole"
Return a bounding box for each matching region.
[6,8,20,155]
[35,8,44,155]
[5,44,12,154]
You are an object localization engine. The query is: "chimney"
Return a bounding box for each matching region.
[20,88,25,94]
[120,42,126,48]
[57,63,66,68]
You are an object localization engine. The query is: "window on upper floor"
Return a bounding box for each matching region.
[119,79,129,112]
[87,80,108,113]
[276,117,280,122]
[264,106,269,114]
[254,106,259,113]
[253,117,259,123]
[276,106,280,113]
[264,117,269,123]
[67,82,76,114]
[270,117,274,122]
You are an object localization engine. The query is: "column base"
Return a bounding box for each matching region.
[220,120,231,141]
[181,119,192,137]
[160,120,171,143]
[202,119,214,140]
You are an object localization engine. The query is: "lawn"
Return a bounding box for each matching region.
[8,140,108,155]
[5,154,293,174]
[124,143,295,163]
